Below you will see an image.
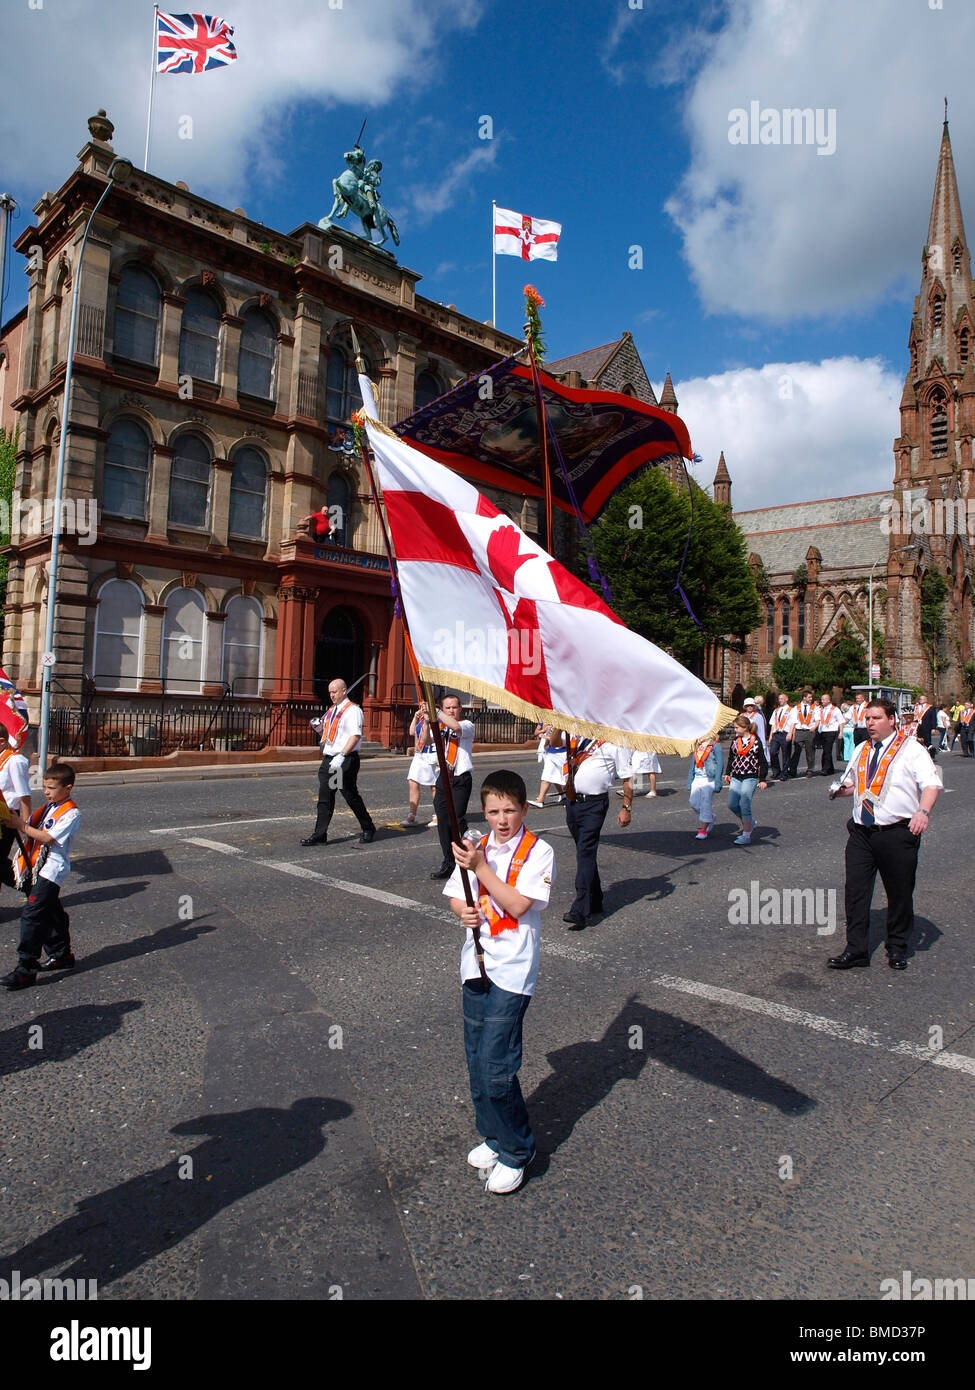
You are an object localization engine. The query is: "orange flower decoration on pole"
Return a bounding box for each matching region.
[523,285,546,362]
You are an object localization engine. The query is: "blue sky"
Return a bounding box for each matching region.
[2,0,974,506]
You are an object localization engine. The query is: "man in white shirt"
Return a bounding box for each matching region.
[850,693,869,746]
[301,678,376,846]
[0,736,32,893]
[429,695,477,879]
[827,697,942,971]
[561,736,633,930]
[814,693,843,776]
[787,688,817,778]
[767,693,792,780]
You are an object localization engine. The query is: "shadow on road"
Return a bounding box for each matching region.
[528,995,814,1178]
[74,917,219,976]
[72,851,174,882]
[0,1001,142,1077]
[0,1098,353,1286]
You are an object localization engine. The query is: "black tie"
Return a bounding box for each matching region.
[867,740,883,780]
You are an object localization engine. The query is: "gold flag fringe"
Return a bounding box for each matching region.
[420,665,739,757]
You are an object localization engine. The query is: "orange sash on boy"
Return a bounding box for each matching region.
[13,799,78,884]
[476,827,538,936]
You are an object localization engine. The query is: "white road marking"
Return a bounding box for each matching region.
[182,837,247,855]
[153,816,299,834]
[649,973,975,1077]
[182,839,975,1080]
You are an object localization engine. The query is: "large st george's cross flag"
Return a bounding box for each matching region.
[359,378,736,754]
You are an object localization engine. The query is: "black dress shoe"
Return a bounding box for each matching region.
[1,967,36,989]
[359,829,375,844]
[827,949,869,969]
[563,911,587,930]
[300,833,328,846]
[887,955,908,970]
[38,953,75,972]
[430,867,452,880]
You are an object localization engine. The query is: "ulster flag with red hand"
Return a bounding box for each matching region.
[360,383,735,754]
[494,207,562,262]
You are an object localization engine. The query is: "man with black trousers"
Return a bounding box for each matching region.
[561,736,633,930]
[300,677,376,846]
[429,695,477,879]
[827,697,941,972]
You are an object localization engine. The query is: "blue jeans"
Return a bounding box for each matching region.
[462,979,534,1168]
[728,777,757,824]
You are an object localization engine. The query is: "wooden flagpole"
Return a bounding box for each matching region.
[349,328,488,984]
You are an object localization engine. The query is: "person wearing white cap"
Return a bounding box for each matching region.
[742,698,769,759]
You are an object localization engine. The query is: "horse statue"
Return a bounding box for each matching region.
[320,149,400,249]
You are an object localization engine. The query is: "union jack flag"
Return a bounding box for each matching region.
[156,12,238,74]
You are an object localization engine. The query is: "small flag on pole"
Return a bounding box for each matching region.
[493,206,562,262]
[156,12,238,73]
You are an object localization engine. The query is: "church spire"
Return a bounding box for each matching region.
[659,371,678,412]
[919,113,974,378]
[712,450,731,507]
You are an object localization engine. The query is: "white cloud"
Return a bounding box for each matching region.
[0,0,482,208]
[402,142,499,223]
[656,357,901,510]
[664,0,975,319]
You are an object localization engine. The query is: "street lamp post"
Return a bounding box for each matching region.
[867,558,882,694]
[36,156,133,775]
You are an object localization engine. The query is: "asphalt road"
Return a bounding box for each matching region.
[1,749,973,1301]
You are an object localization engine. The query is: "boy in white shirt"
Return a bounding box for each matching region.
[445,769,555,1195]
[0,735,32,893]
[2,763,81,989]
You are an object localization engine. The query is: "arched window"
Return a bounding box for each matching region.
[414,370,442,411]
[930,389,948,458]
[961,329,970,367]
[92,580,144,690]
[113,266,160,364]
[765,600,774,652]
[228,447,267,538]
[223,595,263,696]
[953,242,963,274]
[161,588,206,693]
[620,383,637,397]
[104,418,151,519]
[932,295,944,330]
[327,471,352,547]
[168,433,211,529]
[238,307,275,398]
[781,597,791,641]
[325,345,368,421]
[178,287,221,381]
[797,601,806,648]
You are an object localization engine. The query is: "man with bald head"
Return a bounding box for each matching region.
[301,678,376,846]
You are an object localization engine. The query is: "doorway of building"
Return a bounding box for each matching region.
[314,606,365,705]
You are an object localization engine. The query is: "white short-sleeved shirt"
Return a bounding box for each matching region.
[564,740,631,795]
[36,801,81,886]
[437,719,475,776]
[0,752,31,813]
[840,733,943,826]
[787,703,817,734]
[444,826,555,996]
[815,704,843,733]
[320,700,364,755]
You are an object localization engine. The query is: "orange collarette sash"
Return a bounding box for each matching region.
[795,704,815,727]
[477,828,539,936]
[562,739,604,779]
[322,698,350,745]
[771,707,791,732]
[734,735,757,758]
[13,799,78,885]
[962,709,975,725]
[694,740,715,768]
[421,720,459,767]
[853,702,868,727]
[855,732,908,819]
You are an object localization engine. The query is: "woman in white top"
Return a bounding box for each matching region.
[528,724,566,808]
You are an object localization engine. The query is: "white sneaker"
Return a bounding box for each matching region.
[428,815,438,826]
[400,813,417,826]
[645,790,657,797]
[527,799,544,808]
[485,1157,532,1193]
[695,829,708,840]
[467,1142,499,1170]
[734,832,751,845]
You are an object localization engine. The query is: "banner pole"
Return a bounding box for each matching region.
[491,200,496,328]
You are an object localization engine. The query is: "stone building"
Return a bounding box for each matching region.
[0,111,542,752]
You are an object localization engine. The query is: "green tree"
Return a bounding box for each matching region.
[0,425,18,648]
[585,465,762,671]
[771,647,831,694]
[919,569,949,686]
[823,619,867,690]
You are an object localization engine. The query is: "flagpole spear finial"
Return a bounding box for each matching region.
[349,323,367,374]
[354,116,367,150]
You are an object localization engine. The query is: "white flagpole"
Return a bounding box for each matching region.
[144,5,159,170]
[491,199,496,328]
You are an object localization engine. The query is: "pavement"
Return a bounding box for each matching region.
[0,750,973,1301]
